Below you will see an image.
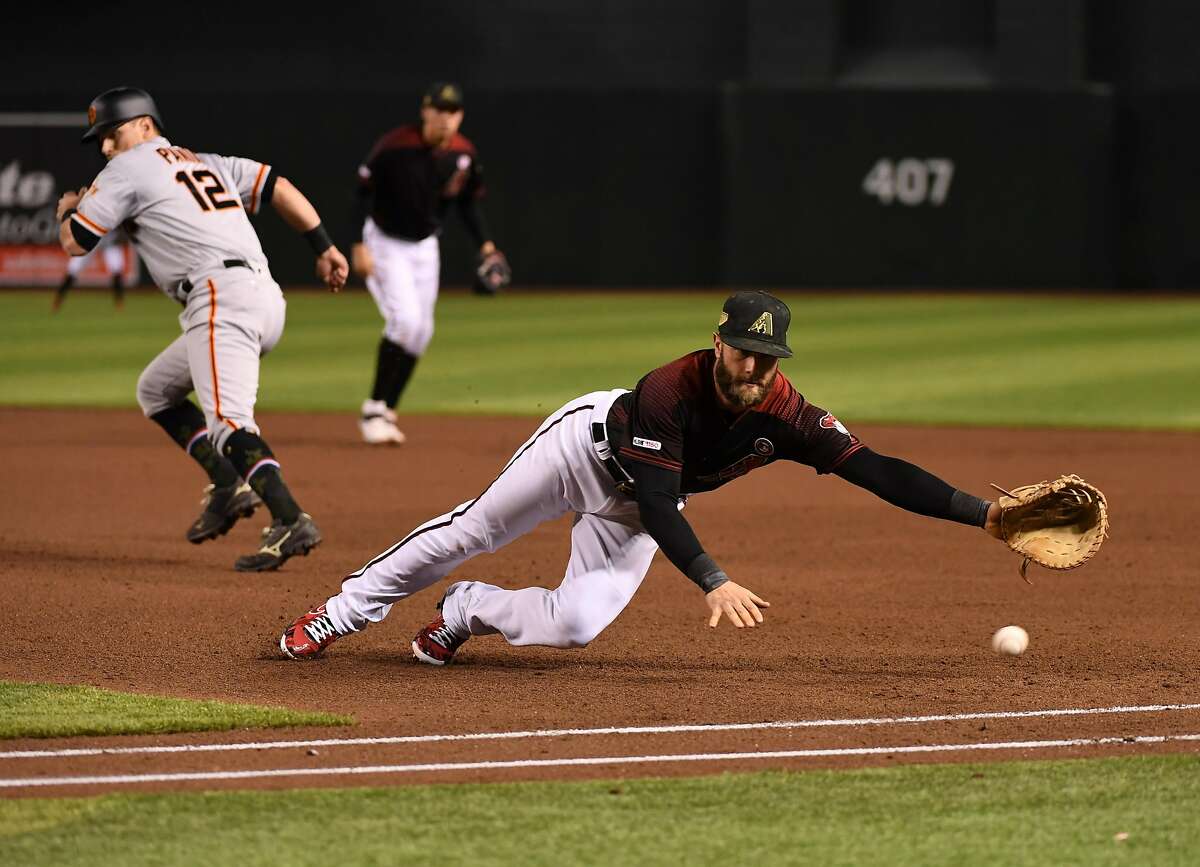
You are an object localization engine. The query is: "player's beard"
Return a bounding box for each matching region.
[714,354,776,410]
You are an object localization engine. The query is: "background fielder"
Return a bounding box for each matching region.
[52,228,132,312]
[279,291,1005,663]
[58,86,349,572]
[351,82,507,445]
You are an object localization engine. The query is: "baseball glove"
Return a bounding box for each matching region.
[990,474,1110,582]
[474,250,511,296]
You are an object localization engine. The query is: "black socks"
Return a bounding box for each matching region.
[222,429,301,525]
[152,402,303,525]
[370,338,419,408]
[150,402,239,487]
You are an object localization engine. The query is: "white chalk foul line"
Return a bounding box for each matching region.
[2,702,1198,761]
[2,733,1198,789]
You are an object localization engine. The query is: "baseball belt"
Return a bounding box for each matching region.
[591,422,636,497]
[177,259,251,296]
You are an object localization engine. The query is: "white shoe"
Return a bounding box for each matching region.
[360,415,406,445]
[361,399,400,425]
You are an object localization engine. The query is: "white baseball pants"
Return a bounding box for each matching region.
[135,266,286,452]
[325,390,663,648]
[363,218,440,356]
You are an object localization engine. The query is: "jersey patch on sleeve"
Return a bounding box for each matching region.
[633,436,662,451]
[819,413,850,436]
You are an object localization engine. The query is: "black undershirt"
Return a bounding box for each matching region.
[260,171,278,207]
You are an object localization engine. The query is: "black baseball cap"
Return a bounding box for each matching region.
[717,290,793,358]
[423,82,464,111]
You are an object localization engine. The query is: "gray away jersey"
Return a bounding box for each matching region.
[72,136,273,296]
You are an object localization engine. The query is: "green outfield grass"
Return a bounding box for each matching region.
[0,682,351,739]
[1,756,1196,865]
[1,289,1198,429]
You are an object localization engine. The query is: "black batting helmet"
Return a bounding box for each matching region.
[81,87,165,143]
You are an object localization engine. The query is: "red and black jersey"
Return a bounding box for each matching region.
[606,349,863,495]
[353,125,488,243]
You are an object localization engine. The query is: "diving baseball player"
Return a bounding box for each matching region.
[52,228,130,311]
[351,82,507,445]
[279,291,1005,662]
[58,86,349,571]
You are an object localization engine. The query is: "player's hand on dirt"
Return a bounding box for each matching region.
[351,243,373,278]
[705,581,770,628]
[56,187,86,222]
[317,246,349,292]
[984,501,1003,539]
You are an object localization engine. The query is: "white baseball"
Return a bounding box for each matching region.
[991,625,1029,656]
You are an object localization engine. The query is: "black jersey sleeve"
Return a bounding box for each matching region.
[626,460,730,592]
[627,460,701,569]
[455,157,490,246]
[621,363,731,590]
[457,197,491,248]
[784,400,864,473]
[352,130,394,244]
[834,447,991,526]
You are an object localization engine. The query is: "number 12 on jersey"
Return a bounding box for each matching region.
[175,169,240,212]
[862,158,954,206]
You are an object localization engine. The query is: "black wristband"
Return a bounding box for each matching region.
[949,490,992,527]
[303,223,333,256]
[686,552,730,594]
[61,207,77,223]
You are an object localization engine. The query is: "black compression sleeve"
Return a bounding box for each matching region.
[625,459,728,591]
[458,197,491,248]
[834,447,991,526]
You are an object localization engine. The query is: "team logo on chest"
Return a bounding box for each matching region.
[697,439,775,485]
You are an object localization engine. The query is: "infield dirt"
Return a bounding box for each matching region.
[2,408,1197,794]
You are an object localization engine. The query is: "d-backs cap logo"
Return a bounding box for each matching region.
[441,85,456,101]
[819,413,850,435]
[718,312,729,326]
[87,105,97,126]
[748,312,773,336]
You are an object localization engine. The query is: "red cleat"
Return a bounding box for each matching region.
[279,603,344,659]
[411,615,469,666]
